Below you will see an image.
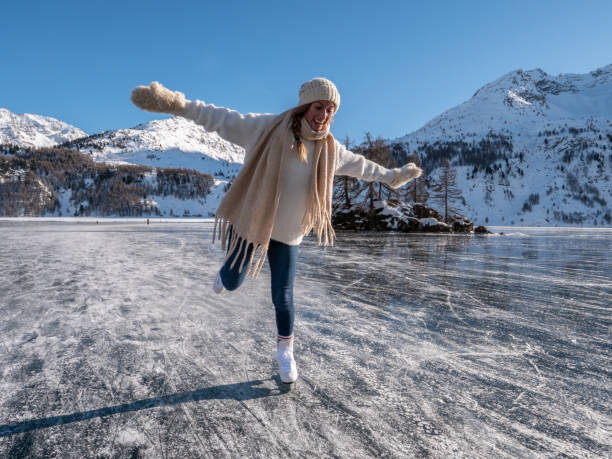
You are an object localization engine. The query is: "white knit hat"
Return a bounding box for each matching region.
[298,78,340,112]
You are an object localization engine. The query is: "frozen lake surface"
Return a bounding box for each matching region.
[0,221,610,458]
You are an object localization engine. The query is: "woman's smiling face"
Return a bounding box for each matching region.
[304,100,336,131]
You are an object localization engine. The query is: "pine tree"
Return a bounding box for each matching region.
[334,135,355,208]
[431,158,463,223]
[360,133,398,210]
[403,151,429,204]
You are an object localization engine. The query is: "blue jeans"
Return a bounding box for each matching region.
[219,236,299,337]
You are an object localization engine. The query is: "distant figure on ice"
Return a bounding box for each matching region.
[130,78,422,385]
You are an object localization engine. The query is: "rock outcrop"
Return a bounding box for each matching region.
[332,200,481,233]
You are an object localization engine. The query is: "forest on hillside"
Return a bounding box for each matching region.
[1,136,468,221]
[0,144,214,217]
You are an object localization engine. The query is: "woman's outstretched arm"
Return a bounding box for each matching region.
[334,140,422,189]
[183,101,275,150]
[131,82,275,150]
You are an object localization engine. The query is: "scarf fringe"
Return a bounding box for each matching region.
[301,206,335,246]
[214,216,270,278]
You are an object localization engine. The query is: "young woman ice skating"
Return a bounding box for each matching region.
[130,78,422,385]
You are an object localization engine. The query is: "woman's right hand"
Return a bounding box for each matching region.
[130,82,187,115]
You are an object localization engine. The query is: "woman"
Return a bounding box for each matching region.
[131,78,422,384]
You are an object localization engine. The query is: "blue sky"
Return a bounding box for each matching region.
[2,0,611,143]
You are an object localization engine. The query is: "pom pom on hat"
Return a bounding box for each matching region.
[298,78,340,112]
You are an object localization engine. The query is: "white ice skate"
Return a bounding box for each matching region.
[277,336,298,384]
[213,271,225,294]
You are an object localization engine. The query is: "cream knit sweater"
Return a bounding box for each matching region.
[183,100,396,246]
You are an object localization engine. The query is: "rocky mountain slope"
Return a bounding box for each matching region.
[0,108,86,148]
[0,113,245,216]
[57,117,245,215]
[0,144,215,218]
[59,116,245,171]
[391,64,612,226]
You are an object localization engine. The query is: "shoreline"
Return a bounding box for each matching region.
[0,216,215,224]
[0,217,610,231]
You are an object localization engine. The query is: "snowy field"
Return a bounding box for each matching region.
[0,221,610,458]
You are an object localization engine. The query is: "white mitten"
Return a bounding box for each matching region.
[130,81,187,115]
[389,163,423,189]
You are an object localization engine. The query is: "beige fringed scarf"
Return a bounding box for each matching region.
[213,108,336,278]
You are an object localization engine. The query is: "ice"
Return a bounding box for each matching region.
[0,221,610,457]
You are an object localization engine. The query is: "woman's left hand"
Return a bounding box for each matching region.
[389,163,423,189]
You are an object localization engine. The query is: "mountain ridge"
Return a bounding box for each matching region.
[1,63,610,225]
[0,108,87,148]
[391,63,611,226]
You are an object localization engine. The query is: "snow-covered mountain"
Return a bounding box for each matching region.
[62,116,245,168]
[393,63,612,226]
[58,116,246,216]
[0,112,245,217]
[0,108,87,147]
